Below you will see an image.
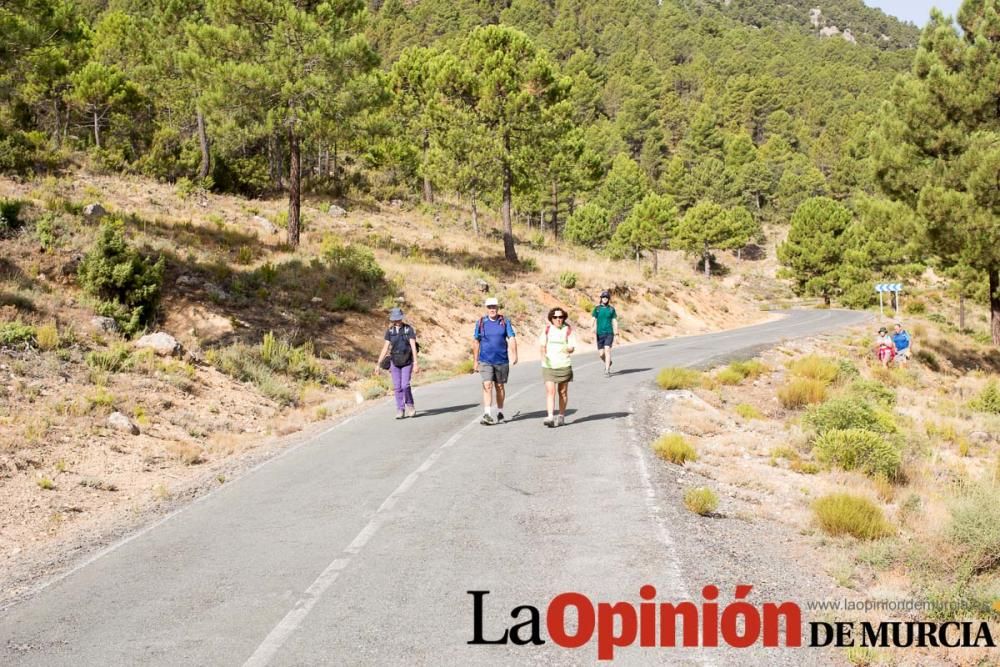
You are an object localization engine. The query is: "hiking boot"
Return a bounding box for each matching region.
[395,410,405,419]
[481,413,496,426]
[404,405,415,418]
[543,416,555,428]
[556,414,565,427]
[496,411,504,423]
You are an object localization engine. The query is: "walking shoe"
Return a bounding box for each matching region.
[496,411,504,423]
[395,410,404,419]
[404,405,415,418]
[556,414,565,427]
[605,368,611,377]
[543,416,555,427]
[481,413,496,425]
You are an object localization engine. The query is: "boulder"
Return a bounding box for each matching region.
[134,332,181,357]
[175,274,198,288]
[475,278,489,293]
[83,203,107,221]
[90,316,119,333]
[252,215,278,235]
[328,204,347,217]
[108,411,139,435]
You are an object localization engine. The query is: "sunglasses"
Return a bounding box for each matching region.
[552,315,566,320]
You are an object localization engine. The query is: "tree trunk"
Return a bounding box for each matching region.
[550,180,558,241]
[287,126,301,248]
[501,135,517,262]
[824,293,831,306]
[990,267,1000,345]
[422,129,433,204]
[703,244,710,277]
[196,108,210,180]
[471,190,479,236]
[92,110,101,149]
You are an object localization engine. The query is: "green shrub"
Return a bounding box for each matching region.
[564,203,612,248]
[837,359,860,379]
[969,380,1000,415]
[812,429,902,480]
[787,355,840,384]
[206,343,298,406]
[715,367,745,385]
[949,481,1000,574]
[0,320,36,347]
[913,349,940,372]
[77,219,165,337]
[805,397,896,435]
[777,377,827,409]
[652,433,697,464]
[904,299,926,314]
[847,379,896,407]
[813,493,894,540]
[528,230,545,247]
[734,403,762,420]
[656,367,701,390]
[259,332,324,381]
[684,487,719,515]
[559,271,577,289]
[86,344,133,373]
[321,236,384,286]
[0,198,25,234]
[35,213,56,250]
[577,297,595,313]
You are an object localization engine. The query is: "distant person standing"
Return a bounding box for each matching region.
[891,322,912,364]
[539,307,578,427]
[376,308,419,419]
[875,326,896,368]
[473,297,518,425]
[591,290,618,377]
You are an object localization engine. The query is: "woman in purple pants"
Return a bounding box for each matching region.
[376,308,419,419]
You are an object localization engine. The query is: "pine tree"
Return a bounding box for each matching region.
[442,25,570,261]
[874,2,1000,344]
[777,196,853,305]
[593,152,650,226]
[674,201,748,278]
[608,193,678,272]
[194,0,378,247]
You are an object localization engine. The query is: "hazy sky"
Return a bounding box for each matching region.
[865,1,963,26]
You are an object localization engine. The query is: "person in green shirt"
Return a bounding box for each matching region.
[591,290,618,377]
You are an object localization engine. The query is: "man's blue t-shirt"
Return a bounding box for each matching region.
[891,330,910,351]
[473,316,516,365]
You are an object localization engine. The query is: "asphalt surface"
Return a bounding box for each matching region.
[0,309,867,666]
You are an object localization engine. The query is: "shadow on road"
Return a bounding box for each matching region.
[608,368,651,376]
[568,411,630,425]
[508,409,578,421]
[415,403,479,417]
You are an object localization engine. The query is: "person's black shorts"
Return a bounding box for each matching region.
[479,363,510,384]
[597,333,614,349]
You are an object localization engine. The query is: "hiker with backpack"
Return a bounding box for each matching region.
[472,297,518,425]
[875,326,896,368]
[376,307,419,419]
[592,290,618,377]
[538,307,578,427]
[891,322,912,365]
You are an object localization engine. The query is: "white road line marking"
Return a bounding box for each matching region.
[242,382,537,666]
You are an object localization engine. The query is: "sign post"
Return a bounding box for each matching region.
[874,283,903,320]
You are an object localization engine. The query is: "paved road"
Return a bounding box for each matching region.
[1,310,867,665]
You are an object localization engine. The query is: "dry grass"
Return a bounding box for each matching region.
[652,433,698,465]
[656,367,701,390]
[813,493,894,540]
[734,403,763,420]
[787,355,840,384]
[777,377,827,409]
[165,441,205,466]
[684,487,719,515]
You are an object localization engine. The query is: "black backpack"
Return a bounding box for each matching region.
[386,325,420,367]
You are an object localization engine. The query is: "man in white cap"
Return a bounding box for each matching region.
[472,297,518,425]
